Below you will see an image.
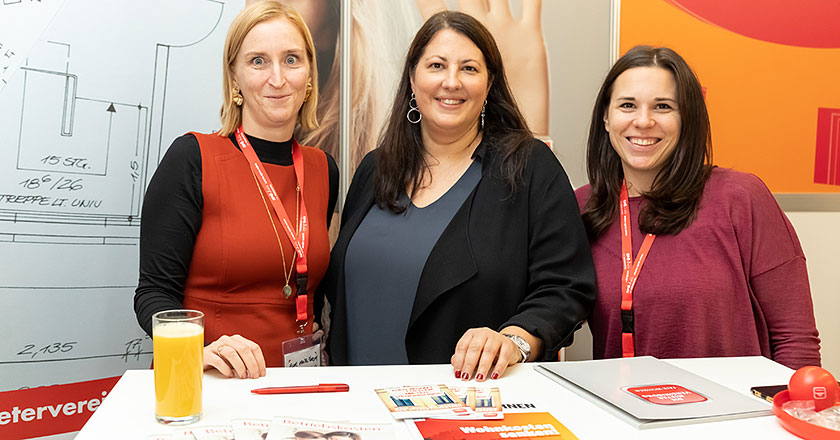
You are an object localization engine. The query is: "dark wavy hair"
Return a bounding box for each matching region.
[582,45,713,239]
[374,11,532,213]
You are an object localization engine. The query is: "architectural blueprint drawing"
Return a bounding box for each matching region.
[0,0,243,401]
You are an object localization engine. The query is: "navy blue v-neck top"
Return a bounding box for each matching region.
[344,159,482,364]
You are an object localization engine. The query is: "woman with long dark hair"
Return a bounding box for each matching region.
[576,45,820,369]
[321,11,596,381]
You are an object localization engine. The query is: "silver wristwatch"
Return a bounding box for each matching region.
[502,333,531,363]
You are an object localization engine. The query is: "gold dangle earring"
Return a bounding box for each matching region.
[232,86,243,106]
[304,81,313,103]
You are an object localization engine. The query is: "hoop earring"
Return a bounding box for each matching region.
[407,92,422,124]
[232,87,243,106]
[480,100,487,130]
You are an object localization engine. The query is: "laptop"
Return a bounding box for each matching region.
[535,356,772,429]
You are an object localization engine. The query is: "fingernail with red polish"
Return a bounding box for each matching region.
[492,372,499,380]
[476,373,485,381]
[454,370,461,379]
[462,372,470,381]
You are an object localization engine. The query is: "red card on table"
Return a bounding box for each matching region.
[625,384,708,405]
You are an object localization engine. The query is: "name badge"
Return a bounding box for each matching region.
[282,332,322,368]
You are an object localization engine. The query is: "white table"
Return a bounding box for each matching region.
[76,357,798,439]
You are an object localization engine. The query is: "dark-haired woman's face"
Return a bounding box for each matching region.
[604,66,681,184]
[410,29,490,140]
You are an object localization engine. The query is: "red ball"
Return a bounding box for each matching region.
[788,366,840,412]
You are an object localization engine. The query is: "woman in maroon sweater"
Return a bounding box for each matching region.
[576,45,820,369]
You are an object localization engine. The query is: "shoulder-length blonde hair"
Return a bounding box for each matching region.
[219,1,319,136]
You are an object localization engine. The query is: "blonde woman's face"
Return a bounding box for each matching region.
[232,17,311,140]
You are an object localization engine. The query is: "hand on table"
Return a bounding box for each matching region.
[451,327,527,382]
[414,0,549,135]
[204,334,266,379]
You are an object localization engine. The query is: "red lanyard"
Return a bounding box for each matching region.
[234,127,309,322]
[619,180,655,357]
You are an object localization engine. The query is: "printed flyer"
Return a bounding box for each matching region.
[441,385,504,420]
[266,416,394,439]
[406,412,579,440]
[191,425,235,439]
[232,418,272,439]
[148,428,199,439]
[375,384,468,420]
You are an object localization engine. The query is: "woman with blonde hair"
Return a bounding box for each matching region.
[135,1,338,378]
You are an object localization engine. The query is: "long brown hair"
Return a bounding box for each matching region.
[582,45,713,239]
[374,11,532,213]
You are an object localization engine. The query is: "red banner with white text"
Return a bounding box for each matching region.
[0,376,120,439]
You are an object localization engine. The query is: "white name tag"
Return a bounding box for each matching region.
[282,332,322,368]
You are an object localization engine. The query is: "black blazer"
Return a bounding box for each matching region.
[320,138,596,364]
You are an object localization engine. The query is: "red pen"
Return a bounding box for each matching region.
[251,383,350,395]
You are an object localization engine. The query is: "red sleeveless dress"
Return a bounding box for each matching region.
[182,132,331,367]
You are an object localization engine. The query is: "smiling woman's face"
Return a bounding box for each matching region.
[604,66,682,191]
[410,28,490,140]
[232,17,311,141]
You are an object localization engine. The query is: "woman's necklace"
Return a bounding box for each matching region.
[250,166,299,299]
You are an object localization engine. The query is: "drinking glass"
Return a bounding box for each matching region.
[153,309,204,425]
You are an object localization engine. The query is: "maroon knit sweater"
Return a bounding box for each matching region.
[576,168,821,369]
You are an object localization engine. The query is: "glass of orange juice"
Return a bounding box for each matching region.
[153,310,204,425]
